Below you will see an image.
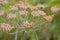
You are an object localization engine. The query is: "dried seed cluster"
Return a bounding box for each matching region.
[51,6,60,13]
[31,10,46,17]
[0,1,60,32]
[0,0,8,5]
[0,10,5,16]
[22,21,34,29]
[0,23,14,32]
[7,13,16,19]
[19,10,28,16]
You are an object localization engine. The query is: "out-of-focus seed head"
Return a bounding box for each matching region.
[16,1,25,9]
[19,1,24,4]
[24,4,31,10]
[19,10,28,16]
[43,15,54,22]
[31,10,46,17]
[10,6,18,12]
[22,21,34,29]
[7,13,16,19]
[36,4,45,9]
[37,10,46,16]
[16,3,38,10]
[0,0,8,5]
[31,11,40,17]
[0,10,5,16]
[30,6,38,10]
[51,6,60,13]
[16,3,25,9]
[0,23,14,32]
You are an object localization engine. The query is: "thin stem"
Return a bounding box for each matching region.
[14,32,18,40]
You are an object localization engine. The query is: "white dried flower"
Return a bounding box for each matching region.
[7,13,16,19]
[36,4,45,9]
[38,10,46,16]
[51,6,60,13]
[43,15,54,22]
[19,10,28,16]
[0,10,4,16]
[10,6,18,11]
[16,3,25,9]
[16,2,38,10]
[31,11,40,17]
[31,10,46,17]
[0,0,8,5]
[24,4,32,9]
[1,23,14,32]
[19,1,24,4]
[30,6,38,10]
[22,21,33,29]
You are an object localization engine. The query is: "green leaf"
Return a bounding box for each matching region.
[53,11,60,26]
[48,0,60,7]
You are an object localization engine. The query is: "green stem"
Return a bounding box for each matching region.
[28,30,38,40]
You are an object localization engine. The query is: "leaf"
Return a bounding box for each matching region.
[53,11,60,26]
[48,25,56,33]
[48,0,60,7]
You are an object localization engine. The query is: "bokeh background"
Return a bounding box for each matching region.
[0,0,60,40]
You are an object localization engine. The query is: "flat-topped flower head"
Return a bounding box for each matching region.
[31,10,46,17]
[19,1,24,4]
[0,10,5,16]
[30,6,38,10]
[36,4,45,9]
[31,10,40,17]
[19,10,28,16]
[16,3,25,9]
[7,13,16,19]
[37,10,46,16]
[10,6,18,12]
[43,15,54,22]
[16,1,25,9]
[0,0,8,5]
[22,21,34,29]
[51,6,60,13]
[24,4,32,10]
[1,23,14,32]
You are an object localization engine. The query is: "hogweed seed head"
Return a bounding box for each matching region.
[10,6,18,12]
[31,10,46,17]
[19,10,28,16]
[22,21,34,29]
[36,4,45,9]
[30,6,38,10]
[43,15,54,22]
[1,23,14,32]
[24,4,32,10]
[7,13,16,19]
[31,11,40,17]
[16,3,25,9]
[51,6,60,13]
[0,0,8,5]
[19,1,24,4]
[37,10,46,16]
[0,10,5,16]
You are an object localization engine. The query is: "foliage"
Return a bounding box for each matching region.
[0,0,60,40]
